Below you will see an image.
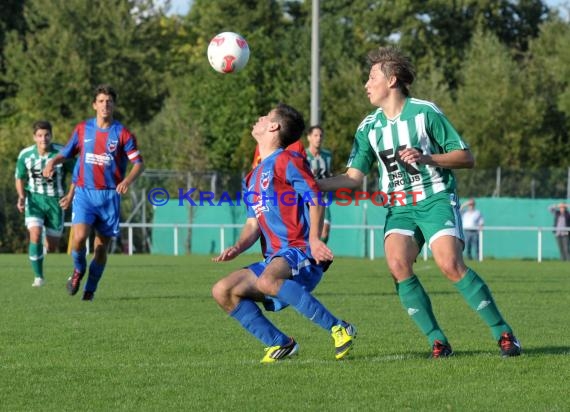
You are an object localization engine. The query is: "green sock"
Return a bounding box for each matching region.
[454,268,512,340]
[398,275,447,346]
[29,242,44,278]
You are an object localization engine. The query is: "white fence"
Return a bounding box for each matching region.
[74,223,567,262]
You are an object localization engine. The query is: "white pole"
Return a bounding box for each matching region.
[142,187,146,252]
[567,166,570,200]
[478,229,484,262]
[369,228,374,260]
[220,226,225,253]
[173,226,179,256]
[128,226,133,255]
[538,228,542,263]
[496,166,501,197]
[310,0,320,125]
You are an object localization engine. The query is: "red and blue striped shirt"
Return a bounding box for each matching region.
[244,148,320,258]
[61,118,142,189]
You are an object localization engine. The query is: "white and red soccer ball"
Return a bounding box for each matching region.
[207,32,250,74]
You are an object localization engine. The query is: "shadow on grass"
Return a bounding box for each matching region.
[405,346,570,358]
[355,346,570,361]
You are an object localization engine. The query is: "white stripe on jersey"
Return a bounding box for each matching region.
[128,151,140,160]
[414,114,429,203]
[410,97,443,114]
[17,145,35,160]
[416,113,447,195]
[357,109,382,132]
[369,124,394,194]
[394,119,410,193]
[416,113,428,151]
[411,98,467,149]
[24,157,50,195]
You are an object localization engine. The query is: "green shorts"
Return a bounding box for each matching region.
[384,191,464,250]
[24,192,64,236]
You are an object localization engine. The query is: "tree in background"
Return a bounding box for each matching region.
[0,0,171,252]
[147,0,306,173]
[526,18,570,167]
[1,0,168,129]
[0,0,25,102]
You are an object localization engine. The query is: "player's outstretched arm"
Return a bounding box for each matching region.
[399,148,474,169]
[212,218,261,262]
[317,168,364,192]
[42,154,66,178]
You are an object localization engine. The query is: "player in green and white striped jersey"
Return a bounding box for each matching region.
[319,46,521,358]
[306,125,333,243]
[15,120,74,287]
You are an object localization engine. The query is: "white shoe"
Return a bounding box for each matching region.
[32,277,46,287]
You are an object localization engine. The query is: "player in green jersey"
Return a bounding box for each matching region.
[15,120,74,287]
[305,125,333,243]
[319,46,521,358]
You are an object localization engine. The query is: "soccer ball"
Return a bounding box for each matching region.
[207,32,250,74]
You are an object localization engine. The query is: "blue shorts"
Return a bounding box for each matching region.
[248,248,324,312]
[72,187,120,238]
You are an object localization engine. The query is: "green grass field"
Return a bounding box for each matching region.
[1,254,568,411]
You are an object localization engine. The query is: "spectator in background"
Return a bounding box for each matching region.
[460,199,484,260]
[306,125,333,243]
[549,202,570,261]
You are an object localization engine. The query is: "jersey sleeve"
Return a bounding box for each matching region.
[52,143,75,174]
[14,150,27,179]
[122,130,143,164]
[60,126,82,159]
[426,111,469,152]
[346,126,375,174]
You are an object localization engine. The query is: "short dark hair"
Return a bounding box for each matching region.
[368,46,415,96]
[33,120,52,134]
[92,84,117,103]
[307,125,323,135]
[272,103,305,148]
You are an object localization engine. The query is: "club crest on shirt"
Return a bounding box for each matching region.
[107,139,118,153]
[260,171,272,191]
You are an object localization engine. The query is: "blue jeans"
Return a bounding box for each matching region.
[464,230,479,260]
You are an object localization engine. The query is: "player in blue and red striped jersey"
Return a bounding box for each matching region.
[43,84,145,301]
[212,103,356,363]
